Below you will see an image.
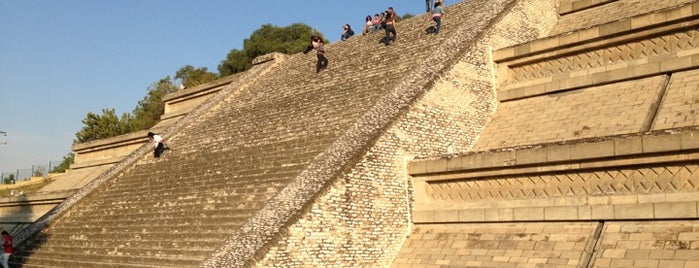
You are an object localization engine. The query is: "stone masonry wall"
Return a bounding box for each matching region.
[550,0,696,36]
[252,0,559,267]
[473,75,668,151]
[652,69,699,130]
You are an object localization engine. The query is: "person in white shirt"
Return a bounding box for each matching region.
[147,132,169,158]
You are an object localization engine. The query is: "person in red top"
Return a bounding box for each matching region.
[1,231,12,268]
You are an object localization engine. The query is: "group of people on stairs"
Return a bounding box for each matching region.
[308,2,446,74]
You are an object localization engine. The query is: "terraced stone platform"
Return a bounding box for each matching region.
[10,0,699,267]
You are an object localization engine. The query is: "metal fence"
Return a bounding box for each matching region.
[0,160,63,184]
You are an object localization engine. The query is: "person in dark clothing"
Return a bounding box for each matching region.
[303,35,328,73]
[341,24,354,41]
[381,7,397,46]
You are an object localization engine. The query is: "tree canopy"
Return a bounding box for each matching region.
[75,22,324,143]
[219,23,323,76]
[50,153,74,173]
[74,108,133,143]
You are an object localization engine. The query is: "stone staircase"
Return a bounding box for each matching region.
[10,0,550,267]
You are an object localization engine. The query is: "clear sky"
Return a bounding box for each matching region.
[0,0,430,173]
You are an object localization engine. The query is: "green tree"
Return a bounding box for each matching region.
[218,23,323,76]
[399,13,415,20]
[130,77,180,131]
[219,49,251,77]
[74,108,133,143]
[51,153,75,173]
[175,65,219,88]
[3,174,14,184]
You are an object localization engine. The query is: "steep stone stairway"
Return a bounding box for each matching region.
[10,0,524,267]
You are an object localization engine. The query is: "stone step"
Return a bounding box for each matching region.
[43,224,237,236]
[106,173,294,194]
[58,214,249,229]
[17,243,213,260]
[22,237,221,251]
[11,259,172,268]
[67,205,260,220]
[89,182,287,205]
[25,232,227,244]
[88,193,281,211]
[12,250,202,267]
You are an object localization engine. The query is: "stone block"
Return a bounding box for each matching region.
[675,249,699,260]
[530,38,559,53]
[513,44,531,57]
[570,141,615,161]
[513,207,544,221]
[487,151,516,168]
[559,31,580,46]
[633,259,659,267]
[578,206,592,219]
[643,134,682,153]
[599,20,631,36]
[558,1,573,14]
[591,205,615,219]
[515,147,547,165]
[610,259,635,267]
[413,210,435,223]
[666,192,699,203]
[544,79,562,93]
[615,204,654,219]
[654,202,698,219]
[546,145,571,163]
[681,131,699,150]
[459,209,486,222]
[615,135,643,156]
[630,12,666,29]
[661,56,694,73]
[434,210,459,222]
[637,193,666,204]
[666,4,693,21]
[678,232,699,241]
[578,27,600,41]
[544,206,578,220]
[446,157,464,171]
[426,158,448,173]
[625,249,651,259]
[493,48,515,61]
[658,260,686,268]
[602,248,626,258]
[409,161,428,175]
[634,62,661,77]
[650,249,676,259]
[485,209,499,221]
[499,208,514,221]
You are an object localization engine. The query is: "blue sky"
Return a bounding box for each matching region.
[0,0,429,173]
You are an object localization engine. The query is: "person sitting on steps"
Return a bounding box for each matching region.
[341,24,354,41]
